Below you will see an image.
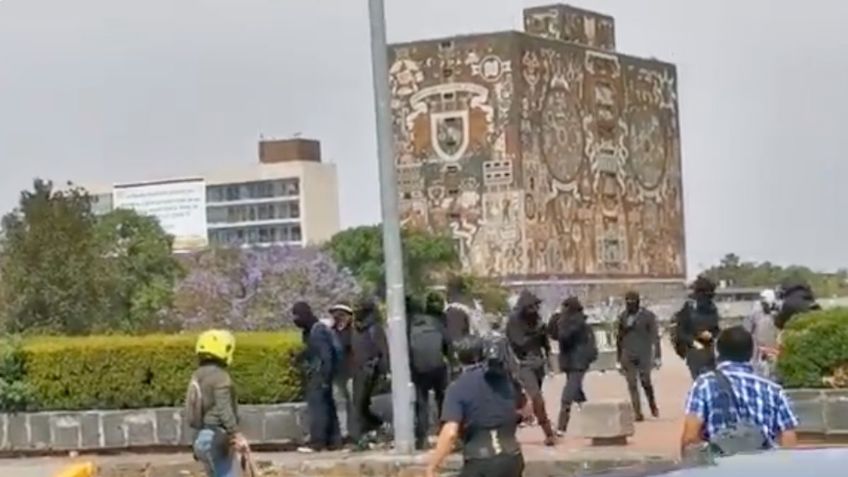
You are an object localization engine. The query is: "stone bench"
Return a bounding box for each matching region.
[577,399,635,446]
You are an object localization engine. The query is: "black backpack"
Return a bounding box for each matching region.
[409,316,446,374]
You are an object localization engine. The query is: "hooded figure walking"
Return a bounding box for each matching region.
[349,297,390,449]
[292,302,342,453]
[672,277,721,379]
[554,296,598,434]
[506,290,557,446]
[616,291,661,421]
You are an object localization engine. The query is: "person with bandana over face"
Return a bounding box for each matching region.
[506,290,557,446]
[673,277,721,379]
[292,302,342,453]
[616,291,661,421]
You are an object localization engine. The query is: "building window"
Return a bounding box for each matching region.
[290,224,302,242]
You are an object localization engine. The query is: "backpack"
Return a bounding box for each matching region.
[409,317,446,374]
[708,370,768,456]
[184,376,204,431]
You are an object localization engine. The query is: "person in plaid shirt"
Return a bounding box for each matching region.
[680,326,799,452]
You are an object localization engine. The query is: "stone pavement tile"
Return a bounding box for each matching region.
[520,341,691,458]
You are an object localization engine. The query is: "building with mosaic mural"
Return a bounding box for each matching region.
[388,4,686,301]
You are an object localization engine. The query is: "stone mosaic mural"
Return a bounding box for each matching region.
[389,9,685,282]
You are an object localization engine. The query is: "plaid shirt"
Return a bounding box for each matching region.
[684,361,798,446]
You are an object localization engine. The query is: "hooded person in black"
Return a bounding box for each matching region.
[444,276,474,344]
[775,279,820,330]
[349,297,390,448]
[555,296,597,434]
[616,291,660,421]
[292,301,341,452]
[506,290,557,446]
[673,277,721,379]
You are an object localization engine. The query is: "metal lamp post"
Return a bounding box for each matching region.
[366,0,415,455]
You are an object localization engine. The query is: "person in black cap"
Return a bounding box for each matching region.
[673,277,721,379]
[426,335,526,477]
[616,291,661,421]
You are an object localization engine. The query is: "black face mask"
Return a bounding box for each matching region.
[625,300,640,313]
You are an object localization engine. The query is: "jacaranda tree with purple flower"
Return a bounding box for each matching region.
[174,246,360,331]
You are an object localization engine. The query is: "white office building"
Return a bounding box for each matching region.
[88,138,340,250]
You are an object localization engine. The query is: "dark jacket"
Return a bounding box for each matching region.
[444,302,472,343]
[674,299,721,352]
[335,324,354,378]
[775,281,820,330]
[556,307,597,372]
[616,308,661,363]
[506,291,550,361]
[293,302,338,384]
[351,305,390,374]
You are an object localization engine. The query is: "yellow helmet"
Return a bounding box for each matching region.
[195,330,236,366]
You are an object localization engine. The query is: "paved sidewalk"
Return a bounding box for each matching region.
[520,341,691,458]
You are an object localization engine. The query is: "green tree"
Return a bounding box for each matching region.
[95,209,184,333]
[0,180,111,334]
[702,253,848,297]
[325,225,460,296]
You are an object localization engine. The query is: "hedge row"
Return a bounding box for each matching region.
[9,332,304,412]
[778,308,848,389]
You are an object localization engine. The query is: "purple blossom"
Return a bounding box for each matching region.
[174,246,361,331]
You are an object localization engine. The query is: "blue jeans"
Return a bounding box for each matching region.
[193,429,235,477]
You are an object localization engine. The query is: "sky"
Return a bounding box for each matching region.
[1,0,848,274]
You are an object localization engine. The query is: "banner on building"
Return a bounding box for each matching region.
[113,178,208,252]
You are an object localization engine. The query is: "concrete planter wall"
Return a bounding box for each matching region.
[786,389,848,435]
[0,403,310,453]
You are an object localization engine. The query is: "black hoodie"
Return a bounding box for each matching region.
[292,301,337,384]
[351,299,390,374]
[506,290,550,361]
[775,280,820,329]
[556,297,597,372]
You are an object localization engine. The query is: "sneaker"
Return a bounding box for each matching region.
[297,446,317,454]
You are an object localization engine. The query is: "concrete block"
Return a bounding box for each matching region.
[578,399,635,441]
[101,412,127,448]
[80,413,102,449]
[824,390,848,434]
[7,414,29,448]
[155,409,181,445]
[29,414,51,450]
[49,414,82,450]
[238,406,266,442]
[786,390,826,433]
[124,411,156,447]
[264,406,304,442]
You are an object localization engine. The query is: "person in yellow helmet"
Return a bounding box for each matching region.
[185,330,247,477]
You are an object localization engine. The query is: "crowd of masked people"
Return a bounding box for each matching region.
[182,273,820,477]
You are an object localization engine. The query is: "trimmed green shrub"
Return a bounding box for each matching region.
[777,308,848,388]
[21,332,303,411]
[0,336,35,412]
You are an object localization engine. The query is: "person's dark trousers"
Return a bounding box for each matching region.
[557,370,586,433]
[305,376,341,450]
[413,366,449,448]
[517,361,555,442]
[685,347,715,380]
[460,453,525,477]
[350,363,381,442]
[621,356,657,420]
